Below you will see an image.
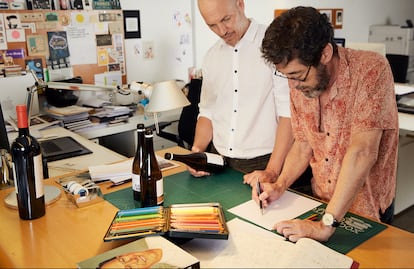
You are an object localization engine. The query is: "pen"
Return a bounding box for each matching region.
[256,177,263,215]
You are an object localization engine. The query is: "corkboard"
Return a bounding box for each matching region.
[0,9,126,84]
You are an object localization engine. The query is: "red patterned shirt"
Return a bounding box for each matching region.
[291,46,398,221]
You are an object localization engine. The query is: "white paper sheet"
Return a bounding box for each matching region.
[228,190,322,230]
[181,218,286,268]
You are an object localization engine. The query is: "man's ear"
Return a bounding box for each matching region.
[320,43,333,64]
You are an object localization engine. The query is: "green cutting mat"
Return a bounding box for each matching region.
[104,169,387,254]
[104,168,250,220]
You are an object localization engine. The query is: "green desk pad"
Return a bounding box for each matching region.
[104,168,387,254]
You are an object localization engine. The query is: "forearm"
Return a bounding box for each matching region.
[275,140,312,190]
[265,117,294,179]
[192,116,213,152]
[325,130,382,221]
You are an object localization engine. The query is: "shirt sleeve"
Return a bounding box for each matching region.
[273,75,291,118]
[351,55,396,132]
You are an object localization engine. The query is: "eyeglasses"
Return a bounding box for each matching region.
[274,65,312,82]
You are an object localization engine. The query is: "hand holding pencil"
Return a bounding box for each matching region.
[256,178,264,215]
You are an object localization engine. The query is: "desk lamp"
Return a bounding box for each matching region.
[145,80,190,134]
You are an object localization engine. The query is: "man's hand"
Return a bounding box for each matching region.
[252,181,286,208]
[186,165,210,177]
[243,169,278,186]
[274,219,336,242]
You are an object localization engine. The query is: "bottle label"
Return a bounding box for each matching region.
[156,177,164,204]
[12,162,18,194]
[33,154,44,198]
[205,152,225,165]
[132,173,140,191]
[12,155,44,198]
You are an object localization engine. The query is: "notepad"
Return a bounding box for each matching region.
[40,136,92,162]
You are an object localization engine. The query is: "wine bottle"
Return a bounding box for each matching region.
[11,104,45,220]
[132,123,145,201]
[140,128,164,207]
[164,152,226,174]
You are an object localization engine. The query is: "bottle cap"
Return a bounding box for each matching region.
[16,104,28,129]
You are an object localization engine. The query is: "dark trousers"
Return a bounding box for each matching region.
[210,145,270,174]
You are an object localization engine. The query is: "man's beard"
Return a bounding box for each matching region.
[297,64,330,98]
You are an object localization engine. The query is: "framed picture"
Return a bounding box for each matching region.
[319,10,332,24]
[123,10,141,39]
[334,9,343,28]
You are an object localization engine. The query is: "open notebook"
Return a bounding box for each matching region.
[40,136,92,162]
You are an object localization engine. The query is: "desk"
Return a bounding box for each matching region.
[77,108,182,156]
[8,126,127,179]
[0,146,413,268]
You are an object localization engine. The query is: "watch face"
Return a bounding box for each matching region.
[322,213,340,227]
[322,213,334,226]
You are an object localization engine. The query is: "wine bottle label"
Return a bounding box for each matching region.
[33,154,45,198]
[12,162,18,194]
[132,173,140,191]
[156,178,164,204]
[205,152,225,165]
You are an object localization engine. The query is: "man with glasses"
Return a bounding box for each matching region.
[252,6,398,242]
[190,0,292,176]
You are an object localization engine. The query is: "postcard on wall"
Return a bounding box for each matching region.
[92,0,121,10]
[96,34,112,46]
[47,31,70,61]
[25,58,44,80]
[27,34,48,56]
[4,13,21,29]
[6,28,25,42]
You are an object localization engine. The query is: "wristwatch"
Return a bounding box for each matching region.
[322,213,340,227]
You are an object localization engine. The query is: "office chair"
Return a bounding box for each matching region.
[156,78,202,149]
[386,54,409,83]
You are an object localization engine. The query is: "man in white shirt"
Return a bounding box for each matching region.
[191,0,292,177]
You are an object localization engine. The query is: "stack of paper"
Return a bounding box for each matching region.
[88,156,179,184]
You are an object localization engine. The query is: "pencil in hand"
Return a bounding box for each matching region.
[256,178,263,215]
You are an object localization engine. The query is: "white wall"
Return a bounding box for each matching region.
[120,0,414,82]
[120,0,194,83]
[193,0,414,68]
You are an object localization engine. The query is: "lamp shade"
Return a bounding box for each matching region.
[146,80,190,113]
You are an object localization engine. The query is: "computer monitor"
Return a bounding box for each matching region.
[0,103,10,152]
[334,38,346,47]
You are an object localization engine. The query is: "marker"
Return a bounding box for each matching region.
[256,178,263,215]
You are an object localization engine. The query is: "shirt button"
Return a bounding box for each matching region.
[229,148,233,151]
[234,109,237,112]
[234,49,238,52]
[234,89,238,92]
[234,70,237,73]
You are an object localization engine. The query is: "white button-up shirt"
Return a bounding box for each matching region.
[199,19,290,159]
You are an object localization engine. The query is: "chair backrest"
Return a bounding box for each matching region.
[178,78,202,148]
[386,54,409,83]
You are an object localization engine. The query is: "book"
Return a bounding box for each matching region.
[78,235,200,269]
[182,218,358,268]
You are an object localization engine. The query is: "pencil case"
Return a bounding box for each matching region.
[103,202,229,241]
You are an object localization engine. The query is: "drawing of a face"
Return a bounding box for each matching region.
[99,249,162,269]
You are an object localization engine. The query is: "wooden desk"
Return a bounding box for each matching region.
[0,146,413,268]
